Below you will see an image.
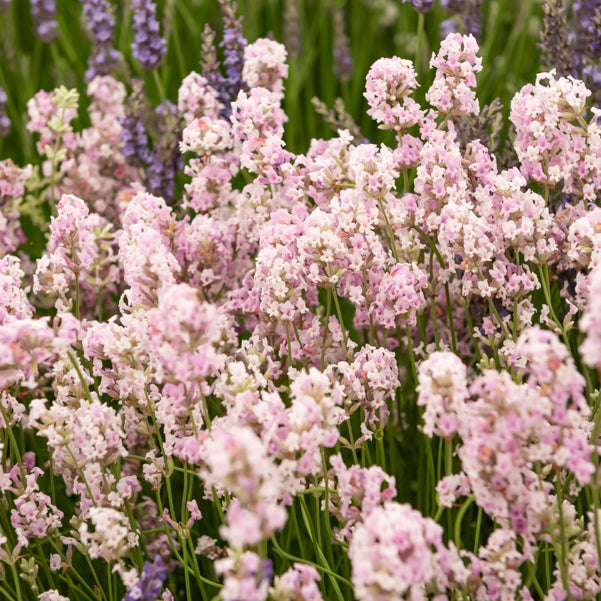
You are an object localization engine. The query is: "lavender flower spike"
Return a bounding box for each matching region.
[219,0,247,101]
[131,0,167,70]
[30,0,59,43]
[122,556,168,601]
[81,0,122,81]
[404,0,434,12]
[0,87,10,137]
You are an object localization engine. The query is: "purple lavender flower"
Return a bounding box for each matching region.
[219,0,247,102]
[439,0,483,40]
[538,0,573,77]
[131,0,167,70]
[200,23,226,104]
[332,7,352,84]
[0,87,10,137]
[81,0,122,81]
[30,0,59,43]
[404,0,434,12]
[120,81,151,167]
[260,559,273,586]
[122,556,168,601]
[146,101,183,202]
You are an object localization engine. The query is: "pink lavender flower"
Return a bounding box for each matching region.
[426,32,483,117]
[417,351,468,439]
[230,87,288,142]
[10,467,63,548]
[242,39,289,96]
[326,453,397,541]
[215,551,270,601]
[178,72,223,125]
[364,57,424,131]
[270,563,323,601]
[146,283,228,387]
[33,194,119,315]
[349,502,467,601]
[200,425,287,547]
[581,254,601,369]
[38,592,70,601]
[371,262,429,329]
[180,117,232,155]
[509,71,601,199]
[0,256,32,324]
[79,507,137,562]
[335,345,400,428]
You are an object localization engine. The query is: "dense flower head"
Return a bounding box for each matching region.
[579,252,601,370]
[178,72,223,124]
[242,38,289,95]
[34,194,119,315]
[215,551,270,601]
[510,71,601,199]
[372,262,429,328]
[230,87,288,141]
[364,57,424,130]
[0,255,33,325]
[417,351,468,439]
[426,32,482,117]
[10,468,63,548]
[146,283,228,386]
[79,507,137,562]
[270,563,323,601]
[335,344,400,427]
[327,453,397,541]
[349,502,467,601]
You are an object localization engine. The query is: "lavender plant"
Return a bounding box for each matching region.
[1,4,601,601]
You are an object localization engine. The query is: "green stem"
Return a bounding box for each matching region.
[453,496,474,549]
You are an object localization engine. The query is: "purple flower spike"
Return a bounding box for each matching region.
[122,556,168,601]
[404,0,435,13]
[219,0,247,102]
[131,0,167,70]
[30,0,59,43]
[0,87,10,137]
[81,0,122,81]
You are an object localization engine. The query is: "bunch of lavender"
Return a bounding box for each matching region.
[30,0,58,43]
[81,0,122,81]
[131,0,166,70]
